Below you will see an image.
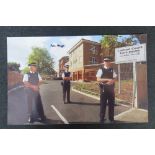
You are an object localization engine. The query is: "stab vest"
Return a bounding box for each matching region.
[63,72,71,85]
[101,67,113,79]
[99,67,114,89]
[27,72,39,85]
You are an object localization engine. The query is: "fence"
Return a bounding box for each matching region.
[72,62,134,105]
[113,63,133,104]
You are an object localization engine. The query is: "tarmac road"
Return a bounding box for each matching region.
[8,80,130,125]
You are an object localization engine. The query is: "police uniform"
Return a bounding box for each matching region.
[23,64,46,123]
[96,60,117,123]
[62,66,72,103]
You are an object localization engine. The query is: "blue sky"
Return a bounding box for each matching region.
[7,35,136,71]
[7,35,102,70]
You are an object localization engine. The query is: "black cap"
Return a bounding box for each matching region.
[28,62,37,67]
[64,64,69,68]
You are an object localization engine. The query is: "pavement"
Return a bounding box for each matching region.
[7,80,147,125]
[114,108,148,123]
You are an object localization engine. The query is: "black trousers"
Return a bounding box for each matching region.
[25,88,45,120]
[63,84,70,102]
[100,86,115,122]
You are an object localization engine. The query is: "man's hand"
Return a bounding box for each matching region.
[63,77,72,80]
[106,79,115,85]
[32,85,39,91]
[24,82,39,91]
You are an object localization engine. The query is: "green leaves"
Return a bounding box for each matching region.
[28,47,55,75]
[8,62,20,72]
[100,35,138,58]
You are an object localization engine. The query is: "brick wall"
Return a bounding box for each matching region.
[8,71,23,89]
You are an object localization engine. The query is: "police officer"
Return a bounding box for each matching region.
[96,57,117,123]
[23,62,46,123]
[62,64,72,104]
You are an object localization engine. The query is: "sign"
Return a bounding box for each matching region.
[115,44,146,64]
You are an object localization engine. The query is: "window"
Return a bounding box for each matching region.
[90,45,97,55]
[90,57,97,64]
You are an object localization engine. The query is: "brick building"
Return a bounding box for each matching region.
[59,56,69,77]
[68,39,102,81]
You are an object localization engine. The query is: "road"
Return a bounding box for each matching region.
[8,80,130,125]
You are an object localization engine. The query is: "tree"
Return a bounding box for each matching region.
[22,66,29,74]
[28,47,55,75]
[8,62,20,72]
[133,34,147,44]
[100,35,118,58]
[100,35,137,59]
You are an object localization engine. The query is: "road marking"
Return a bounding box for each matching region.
[8,85,24,94]
[51,105,69,124]
[114,108,135,119]
[72,88,131,107]
[72,88,100,100]
[137,108,148,112]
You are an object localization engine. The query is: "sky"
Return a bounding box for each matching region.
[7,35,102,70]
[7,35,136,71]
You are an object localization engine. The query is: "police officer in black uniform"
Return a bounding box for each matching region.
[62,64,72,104]
[96,57,117,123]
[23,63,46,123]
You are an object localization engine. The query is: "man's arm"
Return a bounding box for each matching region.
[23,81,37,90]
[96,69,111,83]
[62,72,72,80]
[97,77,112,83]
[63,77,72,80]
[23,74,39,91]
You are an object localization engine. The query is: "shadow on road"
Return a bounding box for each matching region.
[69,102,122,107]
[69,101,100,106]
[44,118,64,124]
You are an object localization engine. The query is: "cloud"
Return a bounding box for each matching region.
[7,35,98,70]
[7,37,51,69]
[49,36,93,70]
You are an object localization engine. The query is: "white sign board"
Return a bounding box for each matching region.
[115,44,146,64]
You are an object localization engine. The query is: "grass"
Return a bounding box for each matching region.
[72,80,133,103]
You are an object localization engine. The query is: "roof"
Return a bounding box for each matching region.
[68,38,101,54]
[59,56,69,62]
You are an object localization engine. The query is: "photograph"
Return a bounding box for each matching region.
[7,34,148,125]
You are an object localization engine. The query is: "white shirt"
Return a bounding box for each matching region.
[23,71,42,82]
[62,72,72,78]
[96,66,117,78]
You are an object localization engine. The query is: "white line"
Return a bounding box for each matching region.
[8,85,24,94]
[72,88,100,100]
[72,88,131,107]
[137,108,148,112]
[114,108,134,119]
[51,105,69,124]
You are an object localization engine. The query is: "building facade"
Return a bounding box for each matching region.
[68,39,102,81]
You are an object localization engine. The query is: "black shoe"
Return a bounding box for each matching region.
[28,116,33,123]
[38,116,46,123]
[100,118,106,124]
[109,119,115,123]
[67,101,71,103]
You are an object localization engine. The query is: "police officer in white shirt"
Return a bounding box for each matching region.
[23,63,46,123]
[96,57,117,123]
[62,65,72,104]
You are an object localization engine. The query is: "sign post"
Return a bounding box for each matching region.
[115,44,146,108]
[132,61,137,108]
[118,64,121,94]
